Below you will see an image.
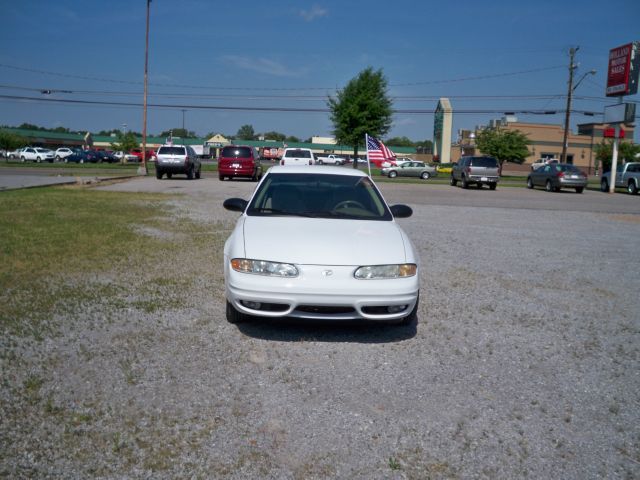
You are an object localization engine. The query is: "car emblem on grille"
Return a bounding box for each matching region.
[322,270,333,276]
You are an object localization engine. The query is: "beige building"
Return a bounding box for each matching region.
[452,117,635,174]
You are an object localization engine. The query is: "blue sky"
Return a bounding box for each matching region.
[1,0,639,142]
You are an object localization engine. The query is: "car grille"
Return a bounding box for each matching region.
[295,305,356,314]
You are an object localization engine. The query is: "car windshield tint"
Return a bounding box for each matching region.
[472,157,498,167]
[158,147,186,155]
[284,150,311,158]
[221,147,251,158]
[247,173,392,220]
[557,164,580,172]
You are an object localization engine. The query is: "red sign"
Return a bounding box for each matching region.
[603,127,625,138]
[606,42,638,97]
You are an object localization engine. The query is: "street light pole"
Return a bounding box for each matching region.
[139,0,151,176]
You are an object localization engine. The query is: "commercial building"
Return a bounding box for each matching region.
[452,117,636,174]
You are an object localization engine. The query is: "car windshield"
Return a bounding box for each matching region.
[247,173,392,220]
[284,149,312,158]
[472,157,498,167]
[556,164,580,172]
[157,147,185,155]
[221,147,252,158]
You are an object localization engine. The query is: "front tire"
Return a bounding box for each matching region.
[388,170,397,178]
[461,176,469,189]
[527,177,534,189]
[628,181,638,195]
[489,183,497,190]
[156,169,163,179]
[226,301,248,324]
[575,187,584,194]
[450,175,457,186]
[420,172,430,180]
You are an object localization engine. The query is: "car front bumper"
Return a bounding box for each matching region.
[225,264,419,321]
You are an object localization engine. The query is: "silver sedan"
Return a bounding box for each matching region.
[527,163,588,193]
[382,161,437,180]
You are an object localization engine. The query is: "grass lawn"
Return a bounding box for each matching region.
[0,185,225,340]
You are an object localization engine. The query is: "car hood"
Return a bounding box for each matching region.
[241,216,409,265]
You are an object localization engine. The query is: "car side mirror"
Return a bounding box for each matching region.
[223,198,248,212]
[389,204,412,218]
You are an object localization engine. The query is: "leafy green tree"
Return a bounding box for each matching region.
[260,131,286,142]
[236,125,256,141]
[110,131,139,163]
[18,123,43,131]
[0,131,28,158]
[385,136,415,147]
[594,140,640,172]
[96,129,123,136]
[328,67,393,168]
[159,128,196,139]
[475,128,530,170]
[285,135,301,143]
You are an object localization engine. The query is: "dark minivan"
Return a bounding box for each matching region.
[450,156,500,190]
[218,145,262,181]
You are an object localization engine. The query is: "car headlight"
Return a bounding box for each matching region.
[230,258,298,277]
[354,264,417,279]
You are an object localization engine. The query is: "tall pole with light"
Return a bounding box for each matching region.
[561,46,596,164]
[139,0,151,176]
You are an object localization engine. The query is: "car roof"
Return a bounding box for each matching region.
[267,165,367,177]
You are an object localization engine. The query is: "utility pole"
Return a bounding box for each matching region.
[139,0,151,176]
[561,47,579,164]
[181,109,187,131]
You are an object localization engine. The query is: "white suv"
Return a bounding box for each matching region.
[20,147,55,163]
[279,148,316,166]
[55,147,74,161]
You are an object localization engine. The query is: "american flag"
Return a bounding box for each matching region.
[366,135,395,163]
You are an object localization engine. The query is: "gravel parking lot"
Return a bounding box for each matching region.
[2,176,639,478]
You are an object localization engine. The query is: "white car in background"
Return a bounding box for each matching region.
[222,166,420,325]
[54,147,74,161]
[113,151,139,162]
[20,147,55,163]
[381,157,412,168]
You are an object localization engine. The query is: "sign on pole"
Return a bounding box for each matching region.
[606,42,639,97]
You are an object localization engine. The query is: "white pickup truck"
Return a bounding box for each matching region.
[530,158,558,171]
[600,162,640,194]
[316,154,346,165]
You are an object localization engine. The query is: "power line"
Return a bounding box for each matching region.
[0,94,609,116]
[0,62,568,92]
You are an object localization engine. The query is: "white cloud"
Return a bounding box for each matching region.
[221,56,308,78]
[299,5,328,22]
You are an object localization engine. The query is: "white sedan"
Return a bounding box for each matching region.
[223,166,420,325]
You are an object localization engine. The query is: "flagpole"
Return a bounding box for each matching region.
[365,133,372,177]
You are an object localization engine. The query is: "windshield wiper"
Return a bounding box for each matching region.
[250,207,318,217]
